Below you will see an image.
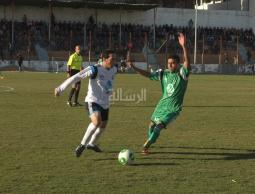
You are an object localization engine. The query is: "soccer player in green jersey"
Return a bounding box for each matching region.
[129,33,191,154]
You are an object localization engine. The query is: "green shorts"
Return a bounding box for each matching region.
[151,110,179,127]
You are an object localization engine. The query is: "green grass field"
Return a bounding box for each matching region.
[1,72,255,194]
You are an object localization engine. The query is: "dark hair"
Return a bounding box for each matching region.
[168,55,180,64]
[102,49,114,59]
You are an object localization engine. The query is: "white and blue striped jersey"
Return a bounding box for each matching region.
[85,65,117,109]
[56,64,117,109]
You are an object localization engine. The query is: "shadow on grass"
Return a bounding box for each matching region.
[93,158,116,161]
[94,145,255,166]
[131,162,178,166]
[156,146,254,152]
[184,105,252,108]
[93,157,178,166]
[146,150,255,161]
[105,147,255,161]
[106,151,121,154]
[111,105,253,108]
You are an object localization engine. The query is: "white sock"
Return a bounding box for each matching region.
[81,123,97,146]
[88,128,105,146]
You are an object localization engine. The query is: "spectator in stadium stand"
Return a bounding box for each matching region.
[0,43,4,61]
[148,65,154,73]
[233,56,238,65]
[246,50,251,63]
[188,19,193,29]
[8,42,14,61]
[51,13,55,25]
[127,41,133,51]
[22,14,27,27]
[1,17,255,56]
[17,53,23,72]
[97,52,103,66]
[224,52,229,65]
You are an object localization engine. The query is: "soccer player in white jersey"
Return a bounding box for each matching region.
[54,50,117,157]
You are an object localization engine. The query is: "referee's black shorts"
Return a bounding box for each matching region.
[70,69,81,84]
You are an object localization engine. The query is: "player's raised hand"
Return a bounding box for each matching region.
[54,88,60,97]
[178,33,186,47]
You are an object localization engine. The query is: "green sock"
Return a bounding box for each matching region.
[147,124,155,138]
[144,126,162,149]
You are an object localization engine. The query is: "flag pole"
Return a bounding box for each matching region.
[194,0,198,65]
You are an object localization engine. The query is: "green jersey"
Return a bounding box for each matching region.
[150,66,190,125]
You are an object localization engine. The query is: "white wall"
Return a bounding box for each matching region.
[196,9,250,29]
[0,5,253,30]
[249,0,255,16]
[208,0,249,11]
[0,5,94,22]
[155,8,250,29]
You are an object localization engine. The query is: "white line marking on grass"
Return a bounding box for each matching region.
[0,86,15,92]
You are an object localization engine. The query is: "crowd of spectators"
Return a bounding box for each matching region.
[197,27,254,54]
[0,18,48,60]
[0,17,254,60]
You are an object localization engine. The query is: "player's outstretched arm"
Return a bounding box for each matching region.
[129,62,151,78]
[54,66,96,97]
[178,33,191,70]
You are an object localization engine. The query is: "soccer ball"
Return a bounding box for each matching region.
[118,149,135,165]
